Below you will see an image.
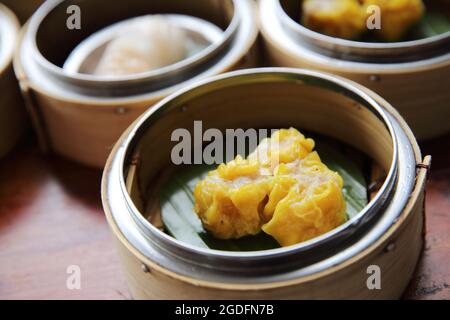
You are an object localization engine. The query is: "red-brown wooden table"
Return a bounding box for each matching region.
[0,135,449,300]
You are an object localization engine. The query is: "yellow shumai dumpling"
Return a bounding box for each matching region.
[248,128,315,173]
[262,152,347,247]
[362,0,425,41]
[194,155,273,239]
[195,128,315,239]
[194,128,347,246]
[302,0,368,39]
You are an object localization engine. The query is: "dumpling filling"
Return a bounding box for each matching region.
[194,128,347,247]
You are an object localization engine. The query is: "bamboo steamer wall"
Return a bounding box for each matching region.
[261,43,450,141]
[19,91,159,167]
[15,0,259,168]
[102,70,430,299]
[259,0,450,141]
[0,4,27,159]
[15,52,257,168]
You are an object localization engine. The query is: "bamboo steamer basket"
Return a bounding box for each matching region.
[0,3,27,158]
[258,0,450,140]
[102,68,430,300]
[14,0,258,168]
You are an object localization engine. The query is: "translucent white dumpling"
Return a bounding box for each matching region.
[94,16,188,76]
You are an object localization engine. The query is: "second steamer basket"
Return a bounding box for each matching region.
[15,0,258,167]
[259,0,450,140]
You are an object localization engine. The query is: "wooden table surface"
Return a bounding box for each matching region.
[0,135,449,300]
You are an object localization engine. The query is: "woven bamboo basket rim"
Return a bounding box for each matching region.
[102,68,428,291]
[14,0,259,106]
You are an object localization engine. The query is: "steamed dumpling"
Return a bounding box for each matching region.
[262,152,347,247]
[362,0,425,41]
[301,0,425,41]
[193,128,347,246]
[94,16,188,76]
[302,0,368,39]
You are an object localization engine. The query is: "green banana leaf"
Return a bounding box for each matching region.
[160,138,369,251]
[413,12,450,38]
